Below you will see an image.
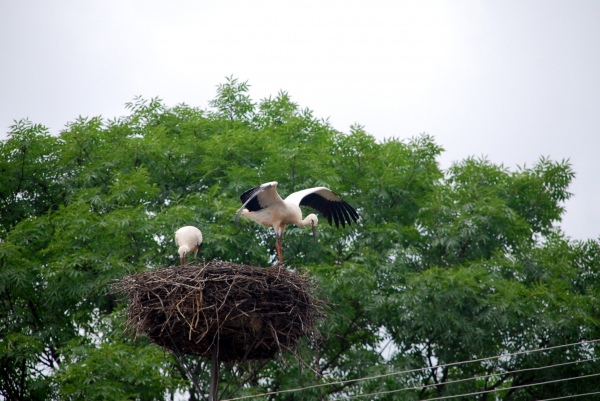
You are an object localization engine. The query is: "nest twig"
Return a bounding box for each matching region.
[113,260,326,361]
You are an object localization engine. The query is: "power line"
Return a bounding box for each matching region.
[536,390,600,401]
[222,338,600,401]
[328,356,600,400]
[335,372,600,401]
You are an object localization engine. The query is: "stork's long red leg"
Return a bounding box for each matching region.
[275,232,284,263]
[275,241,283,263]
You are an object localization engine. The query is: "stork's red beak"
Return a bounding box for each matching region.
[312,223,317,242]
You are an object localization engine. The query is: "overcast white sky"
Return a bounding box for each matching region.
[1,0,599,240]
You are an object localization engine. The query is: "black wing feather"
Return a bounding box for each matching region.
[332,205,341,228]
[299,192,359,228]
[338,204,351,227]
[343,201,359,224]
[326,210,333,225]
[239,185,264,212]
[235,183,276,225]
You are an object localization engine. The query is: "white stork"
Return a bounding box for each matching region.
[235,181,359,263]
[175,226,203,265]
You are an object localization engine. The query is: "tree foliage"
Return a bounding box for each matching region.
[1,77,599,400]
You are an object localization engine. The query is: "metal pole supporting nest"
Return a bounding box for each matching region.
[210,346,220,401]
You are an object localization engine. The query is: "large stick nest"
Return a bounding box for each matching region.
[113,261,326,361]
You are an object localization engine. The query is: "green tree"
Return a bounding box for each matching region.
[1,78,598,400]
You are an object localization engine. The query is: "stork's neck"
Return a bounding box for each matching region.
[298,213,318,227]
[298,216,311,227]
[178,245,190,256]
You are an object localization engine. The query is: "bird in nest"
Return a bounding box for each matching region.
[235,181,359,263]
[175,226,203,265]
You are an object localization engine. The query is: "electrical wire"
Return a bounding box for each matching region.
[222,338,600,401]
[536,390,600,401]
[327,356,600,400]
[333,372,600,401]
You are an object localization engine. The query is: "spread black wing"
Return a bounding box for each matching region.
[299,190,359,229]
[235,182,280,225]
[239,185,265,212]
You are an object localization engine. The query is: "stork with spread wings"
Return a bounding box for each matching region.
[235,181,359,263]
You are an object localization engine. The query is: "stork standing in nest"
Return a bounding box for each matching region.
[235,181,359,263]
[175,226,203,265]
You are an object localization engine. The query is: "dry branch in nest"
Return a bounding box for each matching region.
[113,261,326,361]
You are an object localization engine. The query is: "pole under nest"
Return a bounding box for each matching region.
[209,346,220,401]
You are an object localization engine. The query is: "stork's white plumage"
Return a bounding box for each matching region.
[175,226,203,265]
[235,181,359,263]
